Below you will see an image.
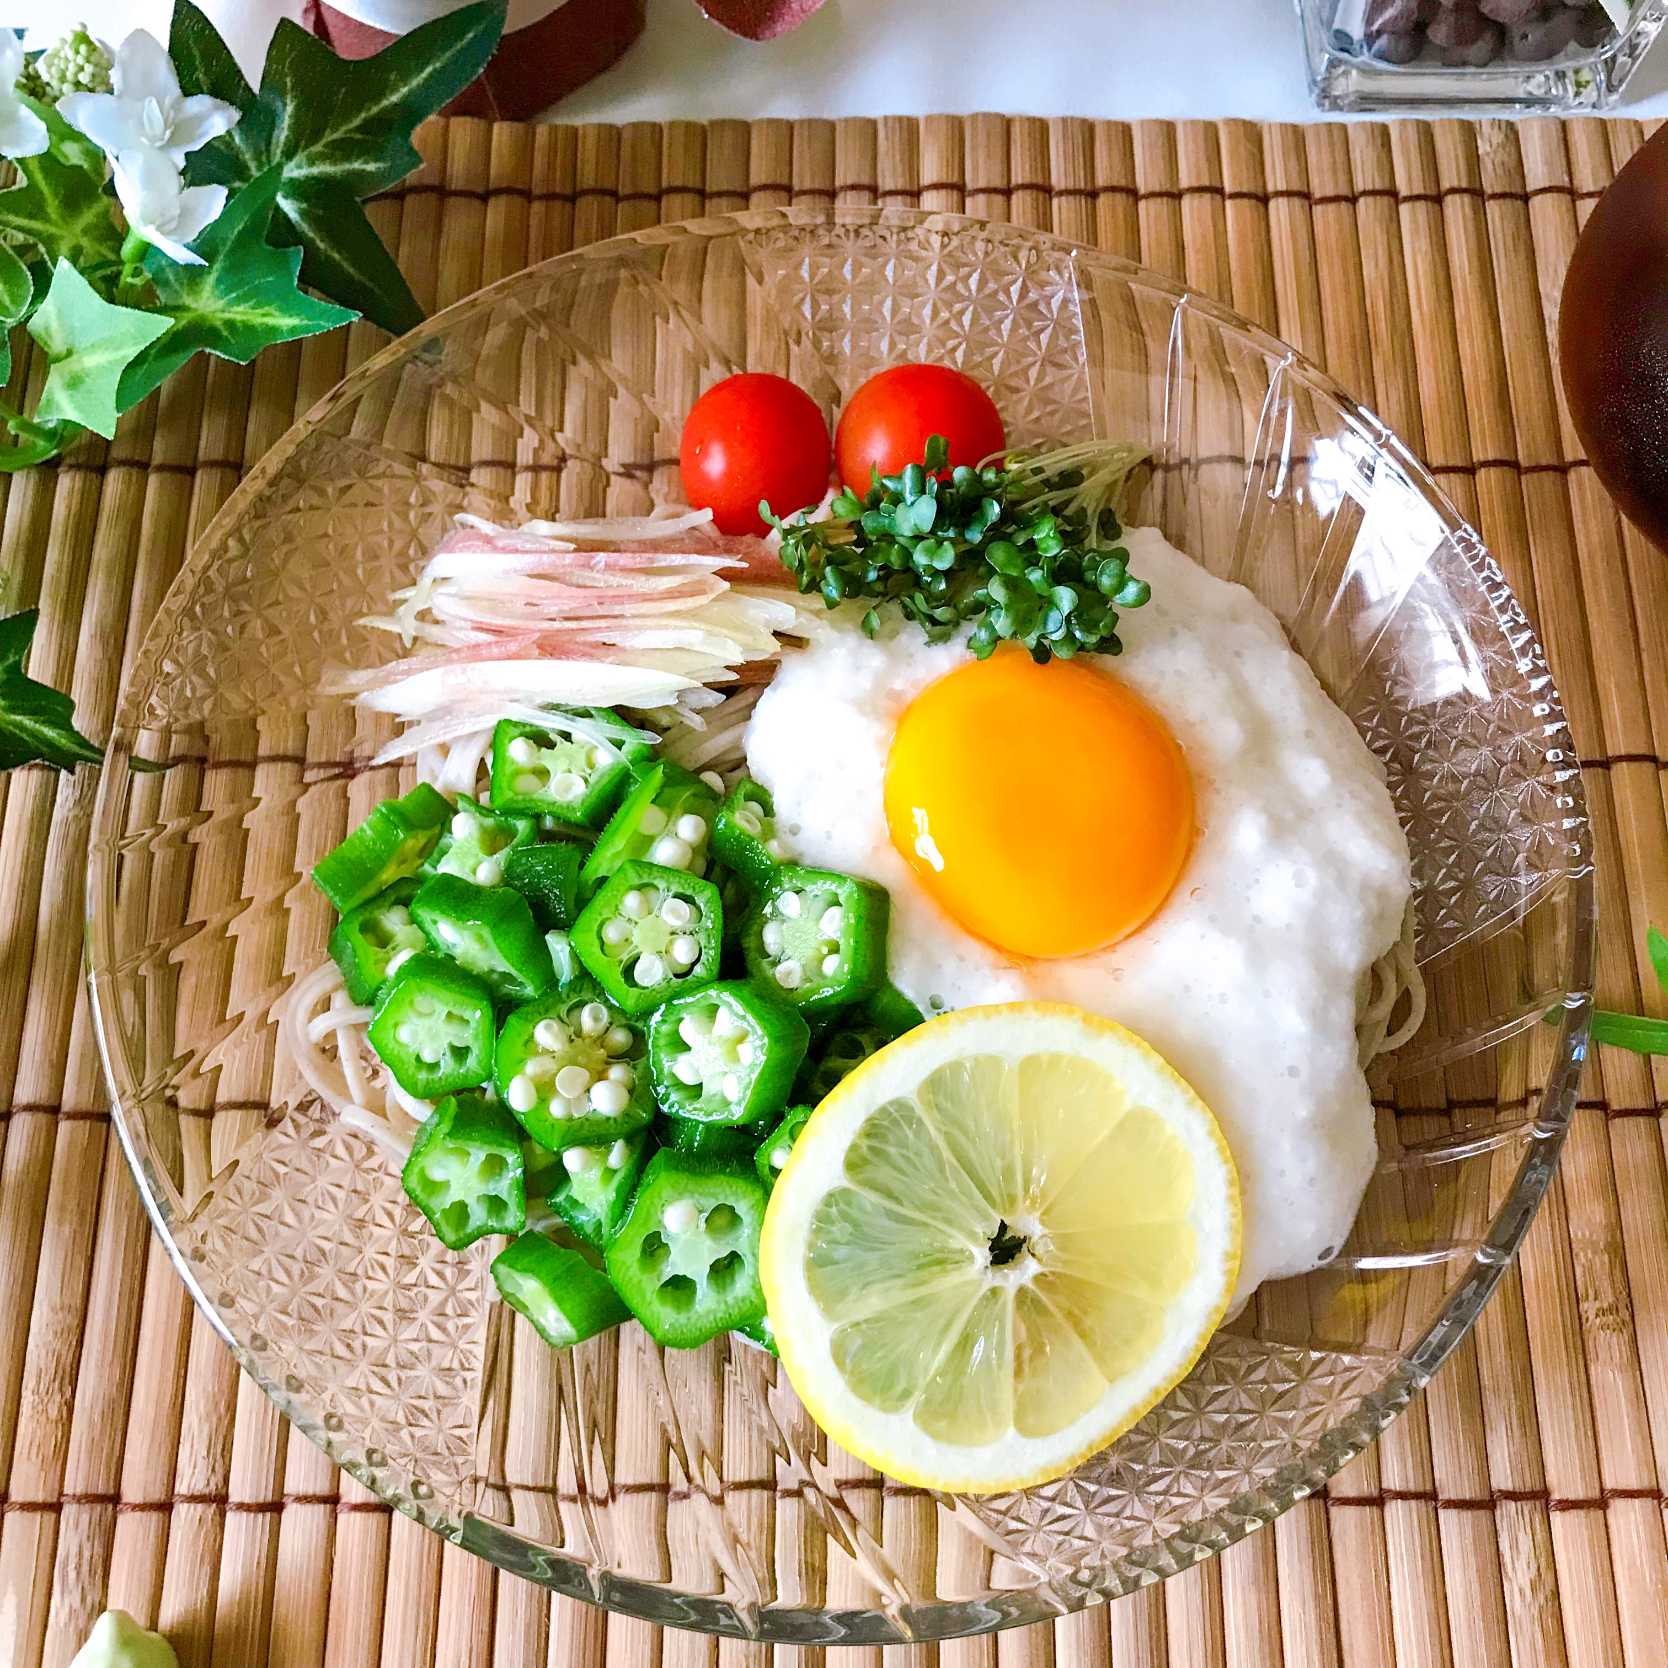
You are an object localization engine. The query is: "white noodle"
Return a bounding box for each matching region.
[281,959,415,1163]
[1356,900,1427,1066]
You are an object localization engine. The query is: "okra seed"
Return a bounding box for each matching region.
[589,1079,630,1115]
[775,960,803,990]
[387,906,411,927]
[721,1073,741,1103]
[586,746,605,769]
[512,772,543,797]
[507,737,537,765]
[736,1039,755,1066]
[765,838,786,859]
[761,921,784,956]
[395,1023,417,1045]
[386,949,415,977]
[619,890,649,921]
[699,770,725,792]
[819,906,845,935]
[506,1074,538,1114]
[659,896,693,929]
[551,772,585,802]
[475,857,504,886]
[733,807,762,836]
[602,919,630,947]
[607,1139,630,1168]
[634,953,667,987]
[638,804,669,837]
[711,1005,742,1040]
[435,921,461,945]
[777,890,803,918]
[678,1014,708,1046]
[770,1146,789,1170]
[451,812,474,838]
[563,1146,602,1174]
[675,813,707,843]
[651,835,693,869]
[419,1044,444,1064]
[606,1062,634,1086]
[554,1064,593,1100]
[603,1025,634,1055]
[661,1199,700,1235]
[533,1018,566,1051]
[579,1002,610,1037]
[669,935,701,969]
[822,954,843,977]
[672,1055,703,1085]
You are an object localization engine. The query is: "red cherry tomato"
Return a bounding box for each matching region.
[835,364,1006,493]
[679,373,832,536]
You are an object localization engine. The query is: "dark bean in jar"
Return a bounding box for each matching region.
[1363,0,1616,64]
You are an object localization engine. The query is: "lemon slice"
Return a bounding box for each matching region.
[760,1002,1240,1494]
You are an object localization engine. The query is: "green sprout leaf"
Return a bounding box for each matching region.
[28,261,171,439]
[118,168,358,411]
[0,610,101,771]
[773,435,1150,665]
[178,0,505,334]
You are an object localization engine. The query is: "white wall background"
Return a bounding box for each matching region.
[551,0,1668,123]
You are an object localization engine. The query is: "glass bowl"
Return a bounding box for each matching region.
[1299,0,1667,109]
[86,208,1594,1644]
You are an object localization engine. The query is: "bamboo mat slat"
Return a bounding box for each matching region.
[0,112,1663,1668]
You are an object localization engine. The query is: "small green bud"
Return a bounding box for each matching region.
[28,29,113,100]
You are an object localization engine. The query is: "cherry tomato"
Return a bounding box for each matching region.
[835,364,1006,494]
[679,373,831,536]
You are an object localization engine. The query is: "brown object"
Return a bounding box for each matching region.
[1560,120,1668,553]
[1,113,1668,1668]
[306,0,645,119]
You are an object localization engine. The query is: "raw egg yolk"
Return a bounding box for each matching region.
[883,650,1194,959]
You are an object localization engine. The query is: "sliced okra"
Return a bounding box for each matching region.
[489,709,656,831]
[741,865,890,1015]
[580,763,720,895]
[713,779,792,888]
[571,859,723,1016]
[422,794,537,888]
[649,980,809,1125]
[495,982,656,1151]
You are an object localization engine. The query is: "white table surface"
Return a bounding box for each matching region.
[551,0,1668,123]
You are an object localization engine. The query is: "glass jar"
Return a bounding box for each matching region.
[1298,0,1668,109]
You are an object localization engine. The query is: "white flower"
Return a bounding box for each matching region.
[58,28,235,170]
[0,29,47,160]
[112,144,225,265]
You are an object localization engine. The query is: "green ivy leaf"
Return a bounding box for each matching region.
[0,246,33,388]
[27,261,171,439]
[118,168,357,411]
[0,245,32,326]
[180,0,505,334]
[0,610,102,771]
[1648,925,1668,995]
[0,404,78,471]
[19,92,106,178]
[0,129,123,282]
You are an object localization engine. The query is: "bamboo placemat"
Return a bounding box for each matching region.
[0,110,1663,1668]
